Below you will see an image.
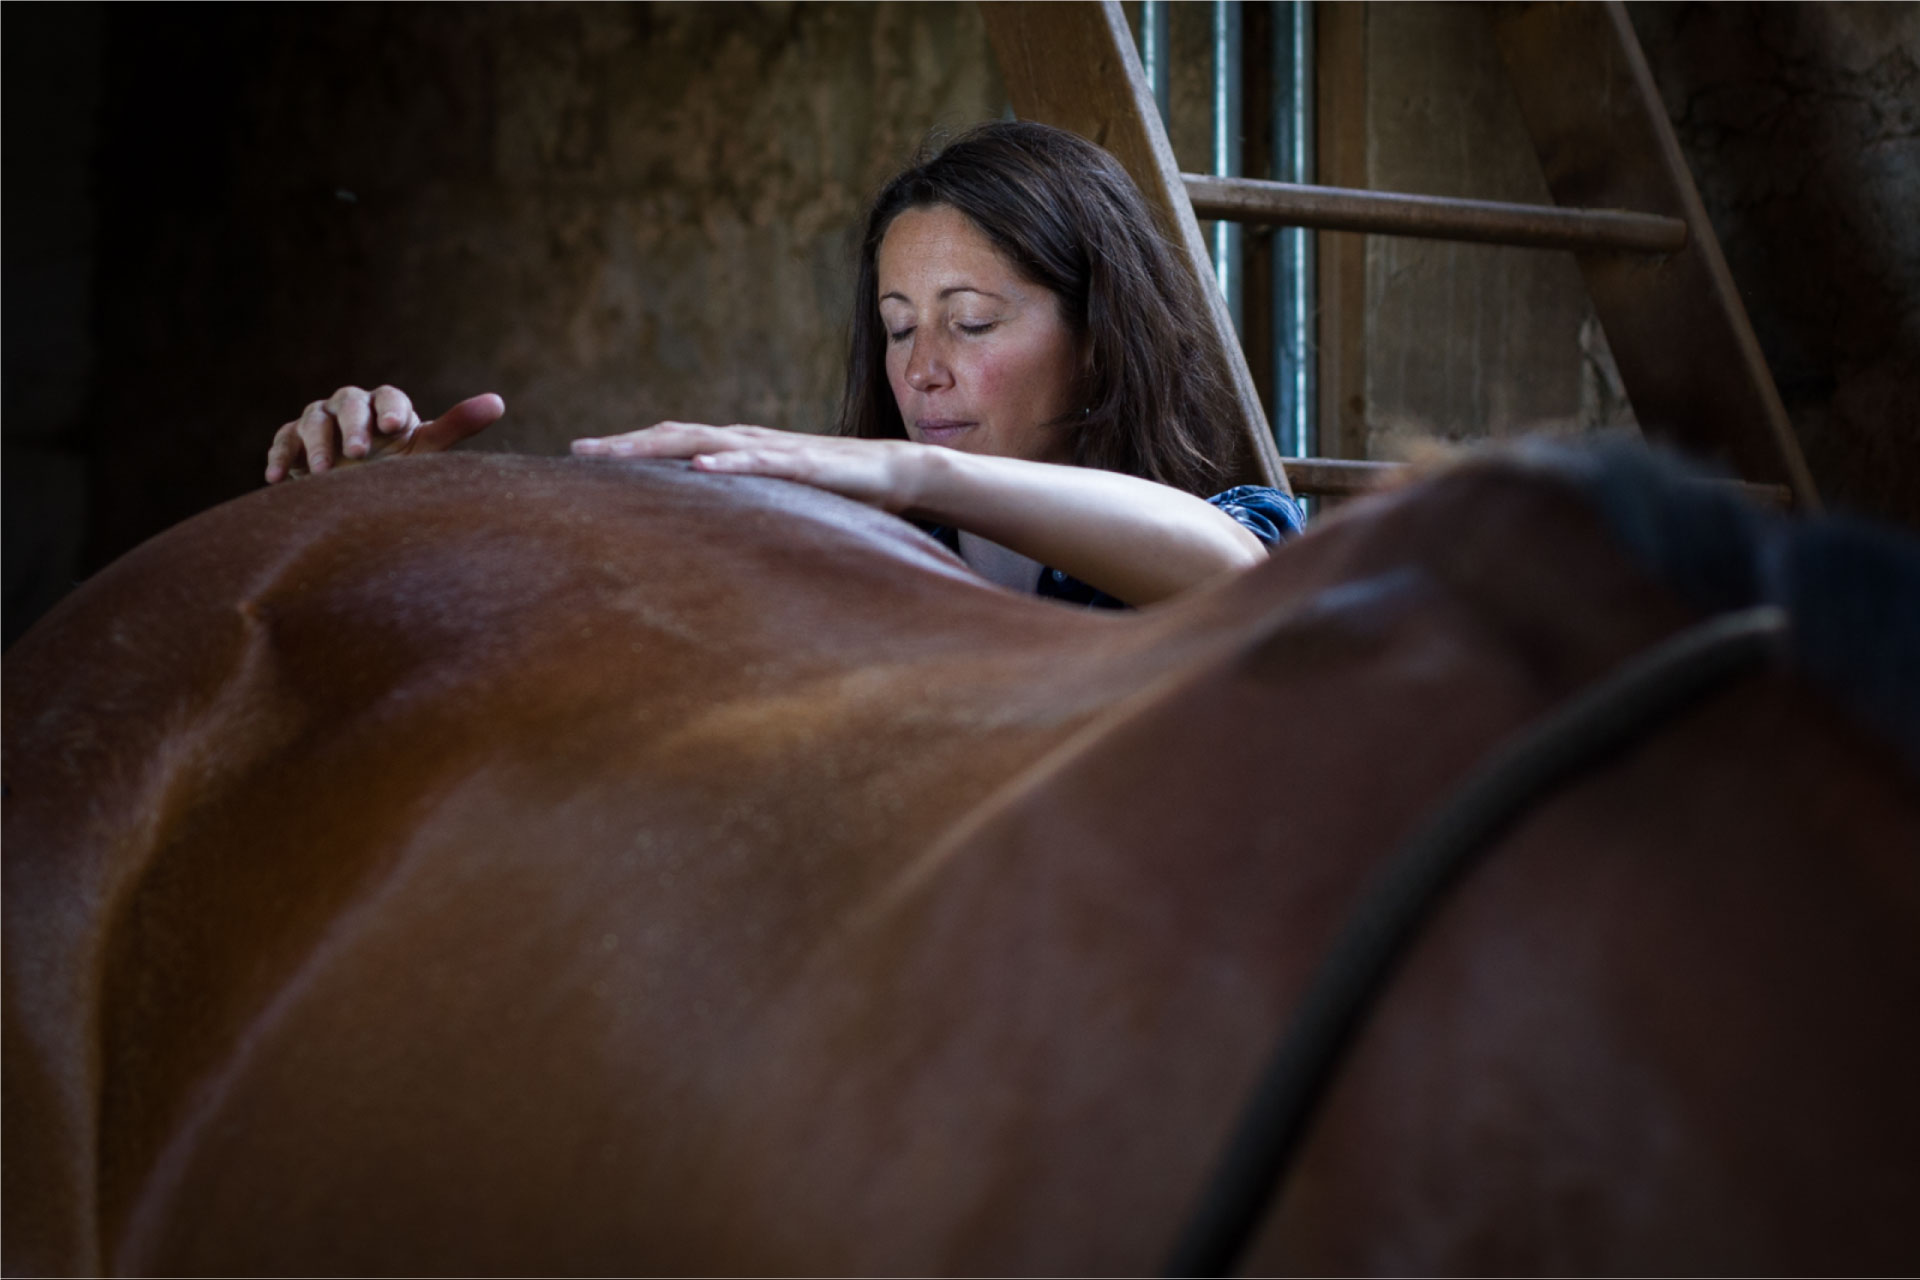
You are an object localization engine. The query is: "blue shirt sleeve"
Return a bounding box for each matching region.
[1036,484,1306,610]
[1208,484,1306,548]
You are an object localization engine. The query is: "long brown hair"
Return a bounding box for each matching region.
[836,121,1245,496]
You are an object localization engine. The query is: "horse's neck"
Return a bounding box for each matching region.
[959,531,1043,595]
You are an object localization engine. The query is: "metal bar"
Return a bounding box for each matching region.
[1141,0,1170,127]
[1270,0,1316,462]
[1185,173,1689,253]
[1280,456,1793,508]
[1210,0,1244,333]
[979,1,1289,493]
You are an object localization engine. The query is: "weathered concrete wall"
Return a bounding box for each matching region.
[8,1,1918,647]
[1346,1,1919,524]
[1629,1,1920,525]
[56,2,1003,585]
[1355,2,1635,460]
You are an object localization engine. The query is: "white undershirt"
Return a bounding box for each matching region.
[959,530,1045,594]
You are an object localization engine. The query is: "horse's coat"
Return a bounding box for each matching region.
[5,451,1917,1275]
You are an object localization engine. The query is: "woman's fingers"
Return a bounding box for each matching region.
[690,448,805,477]
[325,386,376,461]
[413,393,506,453]
[295,397,345,474]
[265,421,306,484]
[570,423,676,456]
[572,428,670,457]
[370,385,417,438]
[571,422,778,457]
[265,388,503,485]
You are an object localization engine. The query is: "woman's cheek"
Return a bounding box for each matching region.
[967,352,1016,414]
[885,357,913,412]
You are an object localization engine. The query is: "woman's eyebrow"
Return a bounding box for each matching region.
[879,286,1010,304]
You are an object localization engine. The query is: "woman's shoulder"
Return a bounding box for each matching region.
[1205,485,1306,548]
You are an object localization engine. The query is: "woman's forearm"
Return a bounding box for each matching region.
[569,424,1269,606]
[902,448,1266,606]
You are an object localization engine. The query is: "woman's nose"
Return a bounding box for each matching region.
[905,337,952,392]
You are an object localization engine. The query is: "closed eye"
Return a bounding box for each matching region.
[958,322,997,336]
[887,327,914,343]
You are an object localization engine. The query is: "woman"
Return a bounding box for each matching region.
[264,122,1302,607]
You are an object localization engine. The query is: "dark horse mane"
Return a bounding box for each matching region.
[1513,439,1920,777]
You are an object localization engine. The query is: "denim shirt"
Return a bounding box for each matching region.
[925,484,1306,610]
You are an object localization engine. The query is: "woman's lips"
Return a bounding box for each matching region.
[915,419,976,445]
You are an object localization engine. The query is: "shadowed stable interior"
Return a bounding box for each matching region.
[3,3,1918,1274]
[4,2,1918,645]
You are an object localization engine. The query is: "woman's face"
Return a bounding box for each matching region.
[876,204,1082,464]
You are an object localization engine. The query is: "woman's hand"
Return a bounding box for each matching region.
[265,388,506,484]
[572,421,1265,605]
[571,423,925,512]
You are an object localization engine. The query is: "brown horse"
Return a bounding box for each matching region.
[5,449,1917,1275]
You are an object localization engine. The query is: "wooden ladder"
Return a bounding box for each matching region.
[980,0,1819,509]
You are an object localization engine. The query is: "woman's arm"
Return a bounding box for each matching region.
[571,423,1266,605]
[903,447,1264,605]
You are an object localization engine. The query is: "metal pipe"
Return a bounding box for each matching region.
[1141,0,1170,127]
[1270,0,1316,462]
[1210,0,1244,333]
[1185,173,1690,254]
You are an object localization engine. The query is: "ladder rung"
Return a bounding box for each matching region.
[1281,457,1792,508]
[1280,458,1401,497]
[1185,174,1688,254]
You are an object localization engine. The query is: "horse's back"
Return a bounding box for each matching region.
[2,455,1195,1274]
[6,449,1919,1274]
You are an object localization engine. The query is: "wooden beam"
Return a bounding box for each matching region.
[1280,456,1792,509]
[1282,457,1397,498]
[1491,1,1820,508]
[1185,174,1688,254]
[979,1,1289,493]
[1314,1,1370,463]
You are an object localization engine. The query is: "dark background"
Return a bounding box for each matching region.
[5,2,1917,648]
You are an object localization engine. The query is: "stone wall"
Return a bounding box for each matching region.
[6,1,1003,632]
[1354,3,1637,461]
[5,1,1917,646]
[1332,1,1918,522]
[1630,1,1920,525]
